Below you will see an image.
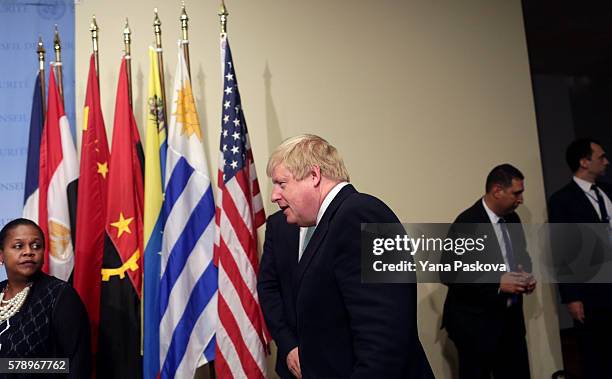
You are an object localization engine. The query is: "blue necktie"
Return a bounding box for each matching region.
[499,218,518,306]
[591,184,610,223]
[299,226,315,262]
[498,218,516,271]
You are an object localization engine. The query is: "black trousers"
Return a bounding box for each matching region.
[575,307,612,379]
[450,309,530,379]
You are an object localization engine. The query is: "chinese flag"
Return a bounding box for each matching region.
[74,54,110,366]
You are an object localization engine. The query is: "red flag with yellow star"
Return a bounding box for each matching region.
[74,54,110,364]
[98,57,144,379]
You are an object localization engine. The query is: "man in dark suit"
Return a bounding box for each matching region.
[548,138,612,378]
[258,210,299,378]
[442,164,536,379]
[258,134,433,379]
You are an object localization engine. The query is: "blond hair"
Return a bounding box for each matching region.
[267,134,350,181]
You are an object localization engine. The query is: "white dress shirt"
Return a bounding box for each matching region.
[298,182,349,261]
[573,176,612,227]
[482,198,512,271]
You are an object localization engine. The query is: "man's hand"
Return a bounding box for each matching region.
[524,274,537,294]
[499,272,528,294]
[567,301,585,323]
[286,347,302,378]
[517,265,537,294]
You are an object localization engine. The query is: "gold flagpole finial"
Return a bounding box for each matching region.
[153,8,162,43]
[53,25,61,56]
[37,36,45,55]
[90,15,100,76]
[53,25,64,102]
[180,2,189,40]
[151,7,168,136]
[90,15,99,52]
[123,18,132,51]
[180,2,192,77]
[123,18,133,105]
[153,8,161,26]
[37,36,47,114]
[218,1,228,35]
[37,36,45,72]
[90,15,99,36]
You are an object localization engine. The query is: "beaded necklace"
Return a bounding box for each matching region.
[0,283,32,322]
[0,283,31,351]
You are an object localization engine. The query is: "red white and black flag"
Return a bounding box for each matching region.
[38,63,78,281]
[97,57,144,379]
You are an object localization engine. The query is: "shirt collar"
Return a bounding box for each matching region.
[482,197,502,224]
[315,182,349,225]
[573,176,596,192]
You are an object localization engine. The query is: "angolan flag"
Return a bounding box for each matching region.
[97,57,144,379]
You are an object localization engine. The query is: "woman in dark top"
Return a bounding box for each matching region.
[0,218,90,378]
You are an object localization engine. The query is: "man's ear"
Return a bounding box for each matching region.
[310,165,322,186]
[579,156,591,170]
[491,184,503,199]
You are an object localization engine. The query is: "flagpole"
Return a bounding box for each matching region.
[180,2,191,79]
[208,8,230,379]
[123,18,133,106]
[53,25,64,105]
[145,8,168,359]
[219,0,228,37]
[37,37,46,115]
[153,9,168,118]
[90,15,100,78]
[215,2,271,376]
[219,0,229,78]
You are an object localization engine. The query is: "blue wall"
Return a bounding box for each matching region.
[0,0,75,280]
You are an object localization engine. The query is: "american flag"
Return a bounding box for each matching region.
[214,35,269,379]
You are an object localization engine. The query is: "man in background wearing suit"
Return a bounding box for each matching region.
[258,134,433,379]
[258,210,299,379]
[548,138,612,378]
[442,164,536,379]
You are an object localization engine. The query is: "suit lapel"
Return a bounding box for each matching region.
[598,182,612,200]
[292,184,357,297]
[569,181,602,222]
[473,200,506,264]
[282,221,300,271]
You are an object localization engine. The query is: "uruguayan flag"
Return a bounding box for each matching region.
[159,42,218,379]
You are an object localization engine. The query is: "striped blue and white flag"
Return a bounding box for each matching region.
[159,42,218,379]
